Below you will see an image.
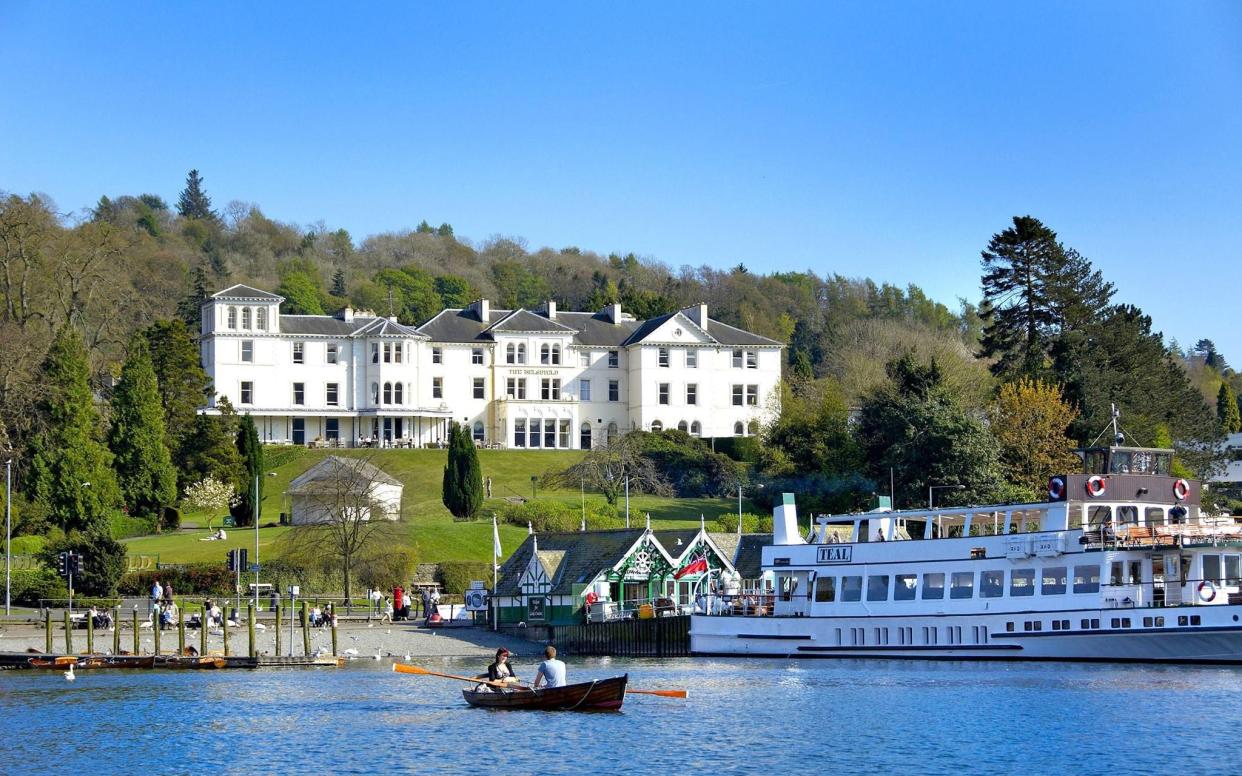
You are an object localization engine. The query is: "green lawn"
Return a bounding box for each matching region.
[124,447,760,566]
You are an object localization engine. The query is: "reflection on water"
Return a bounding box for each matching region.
[3,657,1240,775]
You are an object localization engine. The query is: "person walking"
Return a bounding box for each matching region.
[151,579,163,616]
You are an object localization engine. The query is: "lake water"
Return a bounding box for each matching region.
[2,656,1239,775]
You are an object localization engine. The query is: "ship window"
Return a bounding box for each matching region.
[1009,569,1035,597]
[894,574,917,601]
[1204,555,1223,585]
[1087,506,1111,529]
[1226,556,1241,586]
[1178,616,1188,627]
[814,576,836,603]
[840,576,862,602]
[1006,622,1015,633]
[921,573,945,600]
[1143,617,1153,628]
[1041,566,1067,595]
[1145,507,1165,526]
[979,570,1004,598]
[1109,562,1124,586]
[1052,620,1062,631]
[1073,564,1100,594]
[866,575,890,602]
[1117,505,1139,526]
[950,572,974,599]
[1155,616,1164,627]
[1128,561,1141,585]
[1081,619,1091,630]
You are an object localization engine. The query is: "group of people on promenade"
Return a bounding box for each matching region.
[372,586,441,624]
[150,579,184,629]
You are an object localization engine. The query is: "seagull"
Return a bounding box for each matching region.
[254,623,267,630]
[343,648,359,657]
[385,630,391,635]
[64,664,75,682]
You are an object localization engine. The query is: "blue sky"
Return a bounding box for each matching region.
[2,2,1239,357]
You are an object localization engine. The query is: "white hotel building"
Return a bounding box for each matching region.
[200,285,783,448]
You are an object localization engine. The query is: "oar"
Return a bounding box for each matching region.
[393,662,531,691]
[626,688,688,699]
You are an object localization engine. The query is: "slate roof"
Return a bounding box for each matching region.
[622,309,782,347]
[730,534,773,579]
[1211,460,1242,485]
[418,307,643,347]
[488,309,577,334]
[652,529,706,560]
[278,315,424,338]
[416,308,505,343]
[210,284,284,301]
[555,312,640,346]
[495,529,647,597]
[288,456,402,494]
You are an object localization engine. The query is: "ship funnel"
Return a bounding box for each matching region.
[773,492,805,546]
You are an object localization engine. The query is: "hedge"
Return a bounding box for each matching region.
[712,513,773,533]
[438,561,494,595]
[118,564,236,596]
[8,568,68,606]
[110,512,157,540]
[497,500,624,533]
[707,436,762,464]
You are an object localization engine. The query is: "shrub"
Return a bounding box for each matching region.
[9,568,67,606]
[752,473,876,516]
[111,511,157,539]
[712,513,773,533]
[40,529,128,597]
[161,506,181,531]
[438,561,493,595]
[355,547,416,593]
[631,430,743,498]
[709,436,763,464]
[118,563,236,597]
[498,500,624,533]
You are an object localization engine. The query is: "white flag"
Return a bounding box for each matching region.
[493,513,502,559]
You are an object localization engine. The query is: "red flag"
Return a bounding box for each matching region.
[674,557,708,580]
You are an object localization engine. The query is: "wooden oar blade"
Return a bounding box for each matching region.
[393,663,432,675]
[626,688,688,699]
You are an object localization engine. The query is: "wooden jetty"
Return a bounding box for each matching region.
[0,653,343,671]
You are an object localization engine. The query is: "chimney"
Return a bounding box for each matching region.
[469,299,491,322]
[340,307,354,323]
[547,300,557,320]
[687,302,707,327]
[773,493,805,546]
[606,302,622,323]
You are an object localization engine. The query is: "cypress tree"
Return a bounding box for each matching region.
[109,337,178,519]
[29,327,123,532]
[233,413,264,526]
[442,422,483,518]
[177,169,218,222]
[143,320,212,480]
[1219,382,1241,434]
[180,397,244,497]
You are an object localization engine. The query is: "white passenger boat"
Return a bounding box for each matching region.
[692,444,1242,663]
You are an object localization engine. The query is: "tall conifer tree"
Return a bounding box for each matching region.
[143,320,212,478]
[442,422,483,518]
[233,413,264,526]
[1218,382,1241,434]
[177,169,218,222]
[109,337,178,518]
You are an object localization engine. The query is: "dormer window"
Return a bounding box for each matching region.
[227,306,237,329]
[241,307,251,329]
[256,307,268,330]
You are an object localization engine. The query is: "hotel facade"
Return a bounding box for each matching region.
[200,285,783,449]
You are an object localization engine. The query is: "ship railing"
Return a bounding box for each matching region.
[1099,577,1242,608]
[1083,524,1242,551]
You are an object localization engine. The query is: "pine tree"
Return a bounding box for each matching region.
[177,169,218,222]
[442,422,483,518]
[143,320,212,479]
[180,397,244,495]
[109,337,178,518]
[1218,382,1241,434]
[979,216,1061,379]
[29,327,123,532]
[177,266,210,330]
[331,268,348,298]
[232,413,264,527]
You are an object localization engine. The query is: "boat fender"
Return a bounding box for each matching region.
[1173,479,1190,501]
[1085,476,1107,498]
[1197,580,1216,603]
[1048,477,1066,500]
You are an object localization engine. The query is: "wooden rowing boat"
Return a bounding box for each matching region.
[27,656,78,669]
[461,674,628,711]
[155,656,227,670]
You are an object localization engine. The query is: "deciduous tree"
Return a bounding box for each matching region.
[989,378,1080,499]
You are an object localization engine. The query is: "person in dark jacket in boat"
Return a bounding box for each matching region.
[487,648,520,684]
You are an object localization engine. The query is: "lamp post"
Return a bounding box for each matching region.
[5,458,11,616]
[928,484,966,509]
[580,474,586,532]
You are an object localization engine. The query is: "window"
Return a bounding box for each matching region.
[1009,569,1035,597]
[734,421,744,435]
[432,347,442,364]
[559,419,570,448]
[690,421,701,436]
[292,383,305,405]
[579,379,591,401]
[432,378,443,399]
[894,574,917,600]
[606,422,618,443]
[371,382,379,404]
[506,344,517,364]
[1204,555,1222,585]
[950,572,975,599]
[241,341,253,363]
[240,381,253,404]
[608,380,619,402]
[746,385,759,406]
[325,418,339,441]
[551,345,561,365]
[1073,565,1100,594]
[815,577,836,603]
[473,421,484,442]
[841,576,863,602]
[651,420,663,432]
[922,573,945,600]
[686,384,697,405]
[514,419,526,448]
[227,306,237,329]
[394,382,403,404]
[686,350,697,368]
[256,307,267,330]
[326,344,338,364]
[506,378,527,400]
[371,343,379,364]
[579,351,590,367]
[383,343,392,363]
[658,347,669,367]
[980,570,1004,598]
[471,348,484,365]
[544,419,556,448]
[473,378,485,399]
[394,342,402,363]
[580,423,592,449]
[732,385,743,406]
[1226,555,1241,586]
[746,351,758,369]
[658,383,670,405]
[1041,566,1067,595]
[541,379,561,400]
[293,342,304,364]
[517,344,527,364]
[732,349,743,368]
[540,344,551,365]
[326,383,338,406]
[241,307,251,329]
[383,382,392,404]
[867,575,890,602]
[608,350,619,368]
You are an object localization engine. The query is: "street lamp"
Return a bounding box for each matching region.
[5,458,12,616]
[928,484,965,509]
[737,482,765,522]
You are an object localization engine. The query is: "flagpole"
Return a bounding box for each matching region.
[492,512,500,632]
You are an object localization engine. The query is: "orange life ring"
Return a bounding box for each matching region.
[1086,476,1107,498]
[1173,479,1190,501]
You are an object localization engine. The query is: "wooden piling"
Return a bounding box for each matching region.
[132,609,139,654]
[154,612,161,655]
[223,613,230,657]
[63,610,72,654]
[113,607,121,655]
[248,604,255,658]
[87,611,94,655]
[275,604,282,656]
[301,601,310,656]
[331,617,338,656]
[178,608,186,655]
[45,609,52,653]
[199,604,207,656]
